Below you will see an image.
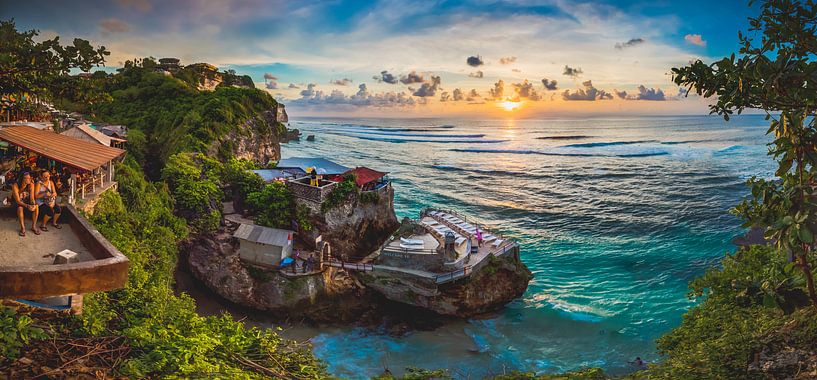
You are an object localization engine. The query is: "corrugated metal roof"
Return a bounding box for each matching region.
[276,157,350,175]
[233,223,294,247]
[61,124,125,146]
[0,126,125,171]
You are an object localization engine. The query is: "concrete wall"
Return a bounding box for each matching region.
[379,248,445,271]
[0,206,129,299]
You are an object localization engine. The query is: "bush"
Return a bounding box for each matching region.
[0,307,47,361]
[162,153,225,233]
[322,174,358,212]
[245,182,294,229]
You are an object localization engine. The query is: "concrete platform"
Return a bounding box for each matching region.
[0,211,94,268]
[385,233,440,253]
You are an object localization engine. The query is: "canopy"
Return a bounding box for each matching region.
[276,157,350,175]
[344,166,388,187]
[61,124,126,146]
[0,126,125,171]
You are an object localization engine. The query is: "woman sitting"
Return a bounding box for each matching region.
[12,172,40,236]
[35,170,62,231]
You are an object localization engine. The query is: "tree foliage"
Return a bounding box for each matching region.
[672,0,817,306]
[0,19,108,98]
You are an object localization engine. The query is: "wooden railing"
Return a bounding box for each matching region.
[325,259,374,272]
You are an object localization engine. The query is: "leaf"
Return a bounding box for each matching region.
[798,225,813,243]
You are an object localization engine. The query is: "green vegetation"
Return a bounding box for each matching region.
[0,306,47,360]
[0,19,108,103]
[89,57,284,178]
[162,153,224,233]
[322,174,359,212]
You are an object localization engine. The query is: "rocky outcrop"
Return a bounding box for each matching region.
[211,108,283,164]
[748,309,817,379]
[358,251,532,317]
[297,185,400,262]
[184,224,372,322]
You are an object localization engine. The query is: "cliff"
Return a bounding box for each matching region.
[358,251,532,317]
[208,107,284,164]
[184,222,372,322]
[297,185,400,262]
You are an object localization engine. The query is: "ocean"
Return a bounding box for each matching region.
[277,115,776,378]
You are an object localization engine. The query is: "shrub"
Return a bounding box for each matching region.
[0,307,47,361]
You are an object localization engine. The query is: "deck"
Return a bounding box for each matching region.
[0,212,95,267]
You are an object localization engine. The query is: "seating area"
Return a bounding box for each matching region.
[424,210,504,248]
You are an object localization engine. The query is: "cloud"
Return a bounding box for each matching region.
[412,75,441,97]
[617,85,667,100]
[264,73,279,89]
[499,56,517,64]
[563,65,583,78]
[468,70,484,78]
[512,68,521,73]
[512,80,541,100]
[330,78,353,86]
[399,71,425,85]
[541,78,558,91]
[300,83,317,97]
[466,55,484,67]
[614,38,645,50]
[293,83,417,107]
[489,79,504,99]
[562,80,613,101]
[288,83,300,89]
[684,34,706,47]
[452,88,465,101]
[439,91,450,102]
[373,70,398,84]
[466,89,481,101]
[98,18,130,35]
[116,0,151,12]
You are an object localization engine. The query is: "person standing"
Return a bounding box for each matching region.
[475,227,484,247]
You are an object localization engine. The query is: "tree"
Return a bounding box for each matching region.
[0,19,109,98]
[672,0,817,306]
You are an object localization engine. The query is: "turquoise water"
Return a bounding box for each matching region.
[279,115,775,378]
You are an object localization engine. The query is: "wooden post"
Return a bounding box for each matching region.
[69,174,76,205]
[109,160,114,182]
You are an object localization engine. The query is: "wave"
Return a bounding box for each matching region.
[536,135,594,140]
[332,134,506,144]
[430,165,523,177]
[660,139,719,145]
[331,129,486,138]
[561,140,658,148]
[448,148,669,158]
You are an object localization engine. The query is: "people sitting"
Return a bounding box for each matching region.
[11,172,40,236]
[35,170,62,231]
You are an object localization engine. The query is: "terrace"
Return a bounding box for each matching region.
[0,205,129,303]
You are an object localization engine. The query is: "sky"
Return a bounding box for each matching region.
[3,0,760,118]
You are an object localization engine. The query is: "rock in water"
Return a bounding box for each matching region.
[184,225,372,322]
[306,135,316,142]
[357,252,532,317]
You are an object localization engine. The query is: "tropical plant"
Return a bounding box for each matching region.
[672,0,817,306]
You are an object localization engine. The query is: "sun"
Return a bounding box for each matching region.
[499,100,522,111]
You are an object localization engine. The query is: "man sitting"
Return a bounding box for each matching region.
[11,172,40,236]
[35,170,62,231]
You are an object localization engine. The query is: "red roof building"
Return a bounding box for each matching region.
[343,166,388,188]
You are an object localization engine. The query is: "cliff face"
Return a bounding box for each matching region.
[210,108,283,164]
[358,252,532,317]
[298,186,400,262]
[184,224,372,322]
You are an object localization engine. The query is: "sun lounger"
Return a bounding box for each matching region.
[401,237,424,246]
[455,237,466,245]
[483,235,496,243]
[492,239,503,247]
[400,244,425,250]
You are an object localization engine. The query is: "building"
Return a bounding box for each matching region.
[338,166,389,191]
[99,125,128,139]
[158,57,181,71]
[61,123,126,148]
[233,223,295,267]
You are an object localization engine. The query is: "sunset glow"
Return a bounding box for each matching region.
[500,101,522,112]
